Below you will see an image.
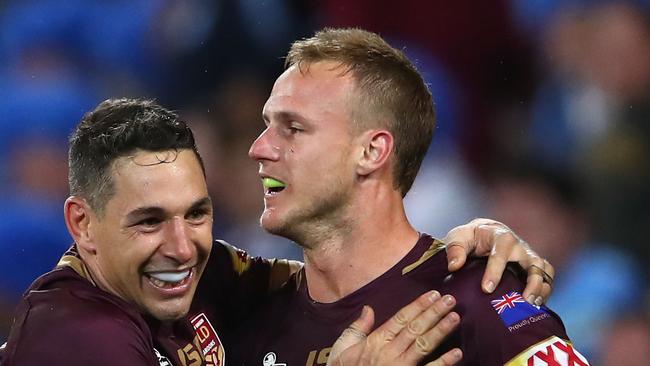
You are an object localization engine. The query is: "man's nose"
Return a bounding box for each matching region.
[161,217,195,264]
[249,127,280,162]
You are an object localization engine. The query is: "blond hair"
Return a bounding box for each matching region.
[286,28,435,196]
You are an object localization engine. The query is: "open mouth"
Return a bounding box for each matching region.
[145,268,193,289]
[262,177,286,195]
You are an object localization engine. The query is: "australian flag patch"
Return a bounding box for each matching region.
[491,291,548,327]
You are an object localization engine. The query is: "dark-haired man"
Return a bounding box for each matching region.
[1,98,555,366]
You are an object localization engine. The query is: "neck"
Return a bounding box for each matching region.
[301,186,419,303]
[77,247,122,299]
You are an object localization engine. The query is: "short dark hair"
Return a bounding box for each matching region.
[68,98,203,214]
[286,28,436,196]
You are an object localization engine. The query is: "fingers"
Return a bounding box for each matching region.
[541,259,555,301]
[329,306,375,363]
[371,291,460,365]
[520,255,545,305]
[374,290,442,345]
[444,242,468,272]
[468,221,556,305]
[424,348,463,366]
[443,218,502,272]
[387,294,457,358]
[327,291,462,366]
[348,305,375,340]
[400,300,460,364]
[522,259,555,306]
[477,223,518,294]
[480,225,551,305]
[445,218,557,306]
[478,225,554,305]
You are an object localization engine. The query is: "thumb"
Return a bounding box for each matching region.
[328,306,375,365]
[350,305,375,335]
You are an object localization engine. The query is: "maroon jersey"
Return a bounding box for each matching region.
[229,234,589,366]
[1,241,295,366]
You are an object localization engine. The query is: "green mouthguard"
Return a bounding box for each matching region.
[262,177,286,189]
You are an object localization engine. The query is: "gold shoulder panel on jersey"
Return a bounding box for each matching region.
[56,252,97,286]
[218,239,304,291]
[218,240,253,276]
[504,335,590,366]
[268,258,303,291]
[402,238,445,275]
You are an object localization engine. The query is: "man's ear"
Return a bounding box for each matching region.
[356,129,394,176]
[64,196,97,254]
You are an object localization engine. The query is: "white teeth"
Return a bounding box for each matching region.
[149,277,168,288]
[148,270,190,283]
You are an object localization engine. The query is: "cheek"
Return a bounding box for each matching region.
[191,224,213,249]
[197,232,213,256]
[102,245,139,274]
[326,150,356,179]
[299,144,348,171]
[93,230,125,266]
[109,233,161,269]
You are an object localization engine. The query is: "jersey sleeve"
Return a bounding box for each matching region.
[4,291,156,365]
[446,260,590,366]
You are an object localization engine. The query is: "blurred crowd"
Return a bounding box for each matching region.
[1,0,649,364]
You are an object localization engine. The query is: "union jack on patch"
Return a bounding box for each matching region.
[490,291,548,327]
[491,292,526,314]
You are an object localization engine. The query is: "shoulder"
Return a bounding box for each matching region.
[27,267,148,332]
[441,258,515,302]
[207,239,274,278]
[196,240,302,326]
[4,269,154,365]
[205,239,302,288]
[441,257,538,324]
[209,239,251,272]
[400,235,447,276]
[441,259,589,364]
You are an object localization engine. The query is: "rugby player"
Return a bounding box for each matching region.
[235,28,589,365]
[0,99,554,366]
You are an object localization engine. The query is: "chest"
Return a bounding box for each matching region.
[232,274,448,366]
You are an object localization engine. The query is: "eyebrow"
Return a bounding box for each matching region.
[125,196,212,222]
[262,110,306,124]
[187,197,213,213]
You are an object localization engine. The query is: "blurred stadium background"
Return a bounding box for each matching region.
[1,0,649,363]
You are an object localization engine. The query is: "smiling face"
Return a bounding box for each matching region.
[248,62,361,243]
[82,149,213,321]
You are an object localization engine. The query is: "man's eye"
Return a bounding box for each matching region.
[287,124,303,135]
[187,209,207,222]
[137,218,161,227]
[286,122,303,135]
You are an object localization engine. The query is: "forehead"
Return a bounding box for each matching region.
[107,149,208,212]
[263,61,358,120]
